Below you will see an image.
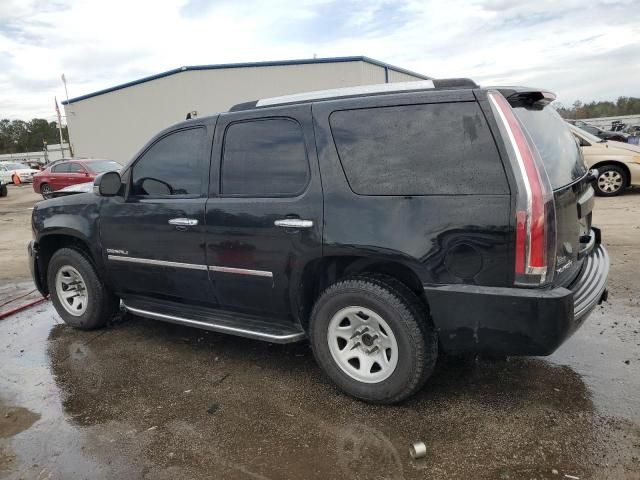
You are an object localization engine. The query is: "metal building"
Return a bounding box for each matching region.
[62,56,428,164]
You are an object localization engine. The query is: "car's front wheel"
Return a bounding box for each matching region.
[40,183,53,199]
[309,276,437,404]
[47,248,119,329]
[0,183,7,197]
[594,165,627,196]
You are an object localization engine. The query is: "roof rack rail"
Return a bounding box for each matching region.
[229,77,478,112]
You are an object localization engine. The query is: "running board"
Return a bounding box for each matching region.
[122,298,306,344]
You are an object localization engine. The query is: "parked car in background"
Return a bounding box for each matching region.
[569,124,640,196]
[30,80,609,404]
[577,124,630,143]
[33,159,121,199]
[0,162,40,184]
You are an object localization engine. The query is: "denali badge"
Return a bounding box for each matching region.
[106,249,129,255]
[556,260,573,274]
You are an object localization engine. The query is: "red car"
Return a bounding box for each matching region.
[33,159,121,199]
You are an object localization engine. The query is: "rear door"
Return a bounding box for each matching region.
[513,104,591,286]
[205,105,323,317]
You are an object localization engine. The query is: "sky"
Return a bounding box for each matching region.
[1,0,639,121]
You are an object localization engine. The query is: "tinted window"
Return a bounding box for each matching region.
[131,128,204,196]
[86,160,121,173]
[330,102,507,195]
[515,106,587,189]
[581,125,599,135]
[222,119,309,196]
[67,163,84,173]
[52,163,70,173]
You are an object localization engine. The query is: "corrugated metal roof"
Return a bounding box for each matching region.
[62,56,429,105]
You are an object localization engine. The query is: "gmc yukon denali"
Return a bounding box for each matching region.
[28,79,609,403]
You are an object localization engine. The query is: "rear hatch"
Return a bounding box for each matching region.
[512,102,591,286]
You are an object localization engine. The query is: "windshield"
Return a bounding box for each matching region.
[3,163,28,170]
[569,124,604,144]
[86,160,121,173]
[514,106,588,189]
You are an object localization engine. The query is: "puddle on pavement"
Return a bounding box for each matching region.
[1,303,639,479]
[0,404,40,439]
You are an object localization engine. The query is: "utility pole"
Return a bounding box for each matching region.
[55,97,66,157]
[43,139,49,165]
[61,73,74,157]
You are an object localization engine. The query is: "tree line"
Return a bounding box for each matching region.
[554,96,640,120]
[0,118,69,155]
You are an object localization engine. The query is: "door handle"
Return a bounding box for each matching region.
[274,219,313,228]
[168,218,199,226]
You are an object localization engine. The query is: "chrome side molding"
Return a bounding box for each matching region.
[208,266,273,278]
[107,255,273,278]
[108,255,208,270]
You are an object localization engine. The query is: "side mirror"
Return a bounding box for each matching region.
[94,171,122,196]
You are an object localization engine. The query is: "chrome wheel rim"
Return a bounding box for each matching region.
[598,171,623,193]
[41,184,52,197]
[55,266,88,316]
[327,306,399,383]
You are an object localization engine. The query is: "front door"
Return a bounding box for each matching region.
[205,105,323,317]
[100,124,215,305]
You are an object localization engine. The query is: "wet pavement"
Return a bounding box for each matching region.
[1,193,640,479]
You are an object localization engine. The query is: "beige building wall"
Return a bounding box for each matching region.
[65,60,425,164]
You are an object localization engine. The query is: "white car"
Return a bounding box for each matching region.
[0,162,40,184]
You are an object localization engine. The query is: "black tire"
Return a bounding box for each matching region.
[40,183,52,199]
[0,184,7,197]
[594,165,627,197]
[47,248,119,330]
[309,275,437,404]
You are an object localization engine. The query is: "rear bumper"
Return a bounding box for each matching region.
[424,244,609,356]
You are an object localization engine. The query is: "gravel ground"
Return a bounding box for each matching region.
[0,185,639,479]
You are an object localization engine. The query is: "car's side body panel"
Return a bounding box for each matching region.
[312,90,513,288]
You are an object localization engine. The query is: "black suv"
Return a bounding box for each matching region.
[29,79,609,403]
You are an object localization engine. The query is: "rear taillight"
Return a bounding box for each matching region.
[488,91,556,287]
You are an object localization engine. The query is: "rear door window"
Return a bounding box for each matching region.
[329,102,508,195]
[67,163,85,173]
[221,118,309,197]
[514,106,587,189]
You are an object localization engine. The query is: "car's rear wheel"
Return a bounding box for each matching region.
[47,248,119,330]
[40,183,53,199]
[595,165,627,196]
[309,275,437,404]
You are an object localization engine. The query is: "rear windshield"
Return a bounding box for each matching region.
[86,160,121,173]
[514,106,587,189]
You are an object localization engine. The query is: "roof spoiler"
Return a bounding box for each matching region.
[494,87,557,109]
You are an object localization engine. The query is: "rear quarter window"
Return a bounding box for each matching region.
[329,102,508,195]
